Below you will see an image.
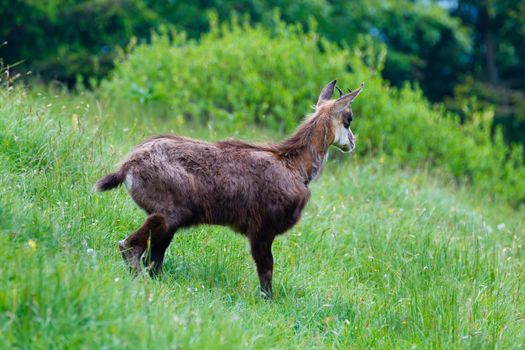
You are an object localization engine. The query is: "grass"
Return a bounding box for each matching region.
[1,87,524,349]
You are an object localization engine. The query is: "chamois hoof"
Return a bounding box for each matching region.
[118,239,143,273]
[259,288,273,300]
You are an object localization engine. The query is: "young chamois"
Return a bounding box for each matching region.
[95,80,364,297]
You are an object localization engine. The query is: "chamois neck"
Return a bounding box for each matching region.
[277,114,333,184]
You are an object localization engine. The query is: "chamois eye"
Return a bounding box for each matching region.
[343,113,352,129]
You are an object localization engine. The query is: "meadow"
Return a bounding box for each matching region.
[0,84,524,349]
[1,20,525,349]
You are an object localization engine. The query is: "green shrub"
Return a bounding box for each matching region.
[102,15,352,132]
[102,18,525,205]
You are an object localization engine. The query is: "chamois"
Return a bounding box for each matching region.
[95,80,364,297]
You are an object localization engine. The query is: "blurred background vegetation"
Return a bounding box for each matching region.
[1,0,525,204]
[2,0,524,147]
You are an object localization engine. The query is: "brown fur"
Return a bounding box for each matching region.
[96,80,364,297]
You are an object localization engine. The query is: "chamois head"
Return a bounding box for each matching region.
[316,80,364,153]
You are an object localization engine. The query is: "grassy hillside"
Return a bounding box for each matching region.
[1,87,524,349]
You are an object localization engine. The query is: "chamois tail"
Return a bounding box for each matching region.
[95,170,126,192]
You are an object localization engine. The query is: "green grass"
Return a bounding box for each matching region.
[1,87,524,349]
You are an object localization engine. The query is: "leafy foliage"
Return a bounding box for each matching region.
[447,0,525,147]
[103,16,353,132]
[1,0,469,99]
[0,0,162,84]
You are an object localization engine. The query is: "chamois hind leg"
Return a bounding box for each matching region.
[249,235,275,298]
[119,213,168,273]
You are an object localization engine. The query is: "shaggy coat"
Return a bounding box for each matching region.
[96,80,364,297]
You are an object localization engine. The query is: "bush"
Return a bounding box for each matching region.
[103,15,353,132]
[102,18,525,205]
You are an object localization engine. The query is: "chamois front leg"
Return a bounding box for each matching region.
[250,236,274,298]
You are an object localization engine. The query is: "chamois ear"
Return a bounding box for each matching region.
[333,82,365,112]
[316,80,337,107]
